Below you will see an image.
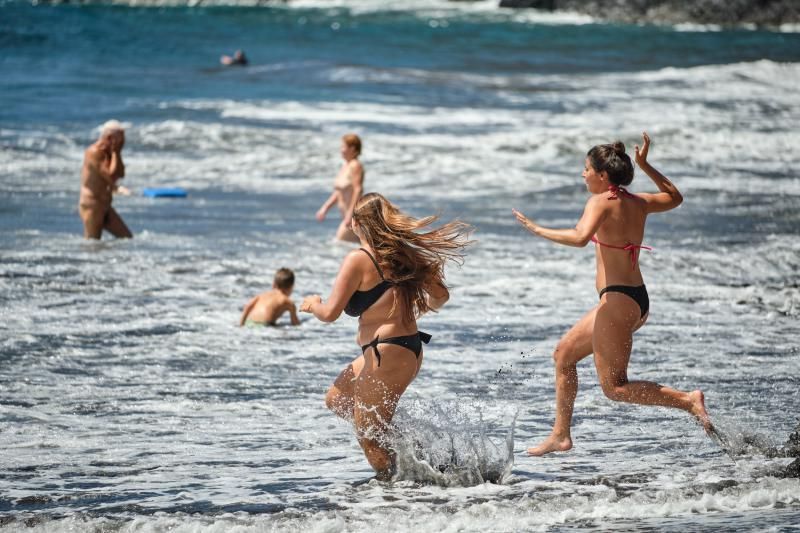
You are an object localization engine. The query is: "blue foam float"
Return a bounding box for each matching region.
[142,187,188,198]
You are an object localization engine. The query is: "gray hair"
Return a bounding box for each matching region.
[99,119,128,137]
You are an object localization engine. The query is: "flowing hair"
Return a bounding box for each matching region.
[351,193,473,323]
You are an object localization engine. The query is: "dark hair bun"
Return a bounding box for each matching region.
[587,140,634,186]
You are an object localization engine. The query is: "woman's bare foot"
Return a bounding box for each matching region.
[527,433,573,456]
[688,390,713,434]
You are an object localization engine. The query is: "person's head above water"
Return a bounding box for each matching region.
[220,49,247,66]
[341,133,362,160]
[273,268,295,294]
[586,141,634,187]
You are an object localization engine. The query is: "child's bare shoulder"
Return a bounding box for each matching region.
[253,290,278,304]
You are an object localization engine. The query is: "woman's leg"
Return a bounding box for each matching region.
[592,293,711,431]
[528,307,598,456]
[325,355,365,421]
[353,345,421,479]
[79,205,105,239]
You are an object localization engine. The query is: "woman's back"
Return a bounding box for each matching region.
[593,190,649,289]
[350,249,416,344]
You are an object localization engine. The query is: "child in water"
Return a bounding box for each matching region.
[240,268,300,327]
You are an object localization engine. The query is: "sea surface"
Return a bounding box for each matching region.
[1,1,800,531]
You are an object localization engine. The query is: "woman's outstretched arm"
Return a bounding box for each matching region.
[300,252,362,322]
[512,195,607,247]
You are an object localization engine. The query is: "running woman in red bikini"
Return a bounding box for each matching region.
[513,132,713,457]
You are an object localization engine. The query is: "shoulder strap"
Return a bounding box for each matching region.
[359,248,385,280]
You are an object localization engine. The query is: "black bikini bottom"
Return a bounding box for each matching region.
[599,284,649,318]
[360,331,432,367]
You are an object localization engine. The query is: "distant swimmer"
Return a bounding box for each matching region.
[315,134,364,243]
[513,133,712,456]
[79,120,132,240]
[220,49,248,66]
[301,193,472,480]
[240,268,300,327]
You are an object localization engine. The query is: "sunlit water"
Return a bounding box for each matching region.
[1,1,799,530]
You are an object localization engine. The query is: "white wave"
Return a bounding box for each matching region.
[673,22,723,32]
[7,478,800,531]
[139,59,800,197]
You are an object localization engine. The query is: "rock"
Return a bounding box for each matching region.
[496,0,800,26]
[779,421,800,478]
[499,0,556,9]
[785,420,800,458]
[783,458,800,478]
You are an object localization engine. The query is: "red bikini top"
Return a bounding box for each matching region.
[591,186,652,269]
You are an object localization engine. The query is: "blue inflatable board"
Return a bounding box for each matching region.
[142,187,188,198]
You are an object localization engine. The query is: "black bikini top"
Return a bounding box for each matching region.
[344,248,393,317]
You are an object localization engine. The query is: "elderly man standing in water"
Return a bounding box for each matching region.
[78,120,132,240]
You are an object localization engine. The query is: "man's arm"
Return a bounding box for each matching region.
[103,150,123,184]
[112,149,125,179]
[110,133,125,179]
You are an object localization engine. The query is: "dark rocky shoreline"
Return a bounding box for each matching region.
[497,0,800,27]
[37,0,800,27]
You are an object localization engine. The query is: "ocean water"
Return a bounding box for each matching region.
[1,1,800,531]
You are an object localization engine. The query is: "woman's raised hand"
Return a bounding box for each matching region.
[634,131,651,167]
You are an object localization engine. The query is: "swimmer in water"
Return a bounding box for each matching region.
[315,134,364,243]
[220,49,248,66]
[513,132,712,457]
[301,193,472,480]
[240,268,300,327]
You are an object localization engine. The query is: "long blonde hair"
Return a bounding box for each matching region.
[352,192,473,323]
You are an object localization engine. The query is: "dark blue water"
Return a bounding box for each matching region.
[3,2,800,126]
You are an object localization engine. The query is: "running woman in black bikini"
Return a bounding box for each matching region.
[513,132,713,457]
[301,193,472,479]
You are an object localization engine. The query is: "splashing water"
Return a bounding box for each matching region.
[712,419,800,459]
[706,419,800,479]
[389,399,516,487]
